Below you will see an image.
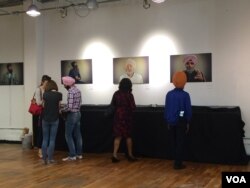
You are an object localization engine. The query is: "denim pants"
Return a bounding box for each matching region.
[42,119,59,161]
[65,112,82,157]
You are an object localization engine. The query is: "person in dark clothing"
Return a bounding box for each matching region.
[111,78,137,163]
[41,80,62,164]
[68,61,84,84]
[164,71,192,170]
[2,63,19,85]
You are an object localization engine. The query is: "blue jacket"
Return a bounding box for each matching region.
[164,88,192,125]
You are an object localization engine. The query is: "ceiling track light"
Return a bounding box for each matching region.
[26,1,41,17]
[152,0,166,3]
[0,0,122,17]
[59,7,67,18]
[87,0,98,10]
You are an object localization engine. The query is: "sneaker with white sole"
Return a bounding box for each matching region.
[76,155,83,159]
[62,156,76,161]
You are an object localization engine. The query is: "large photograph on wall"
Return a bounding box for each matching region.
[61,59,92,84]
[170,53,212,82]
[0,62,24,85]
[113,56,149,84]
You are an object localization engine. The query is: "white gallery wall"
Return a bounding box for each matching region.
[0,0,250,153]
[0,8,24,141]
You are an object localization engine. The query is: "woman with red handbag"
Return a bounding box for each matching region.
[33,75,51,158]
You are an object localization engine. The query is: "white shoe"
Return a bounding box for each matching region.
[76,155,83,159]
[62,156,76,161]
[38,149,42,158]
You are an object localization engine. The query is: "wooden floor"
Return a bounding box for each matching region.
[0,144,249,188]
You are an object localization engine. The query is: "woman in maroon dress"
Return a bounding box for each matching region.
[111,78,137,163]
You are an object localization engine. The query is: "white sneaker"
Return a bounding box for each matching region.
[62,156,76,161]
[76,155,83,159]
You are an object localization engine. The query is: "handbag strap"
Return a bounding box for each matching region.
[39,87,42,101]
[32,92,36,100]
[32,87,42,101]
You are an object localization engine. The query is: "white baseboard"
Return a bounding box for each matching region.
[0,129,30,141]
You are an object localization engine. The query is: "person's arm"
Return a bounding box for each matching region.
[67,92,74,110]
[13,73,19,84]
[129,93,136,110]
[185,93,192,122]
[164,95,168,122]
[194,69,206,81]
[62,91,74,112]
[185,93,192,133]
[34,87,43,105]
[58,93,63,113]
[76,68,81,80]
[138,73,143,84]
[164,93,172,129]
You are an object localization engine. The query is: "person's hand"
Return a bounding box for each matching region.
[194,69,205,81]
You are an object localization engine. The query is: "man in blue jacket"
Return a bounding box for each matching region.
[164,71,192,170]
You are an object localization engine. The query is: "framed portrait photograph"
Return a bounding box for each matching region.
[113,56,149,84]
[170,53,212,82]
[0,62,24,85]
[61,59,93,84]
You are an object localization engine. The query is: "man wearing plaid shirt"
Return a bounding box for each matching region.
[61,76,83,161]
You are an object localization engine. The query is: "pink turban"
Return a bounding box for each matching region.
[62,76,75,86]
[183,55,198,65]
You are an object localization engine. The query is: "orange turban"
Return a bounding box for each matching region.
[172,71,187,88]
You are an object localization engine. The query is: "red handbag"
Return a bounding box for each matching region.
[28,98,43,115]
[28,89,43,115]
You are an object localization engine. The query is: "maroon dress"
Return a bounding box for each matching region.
[112,90,136,138]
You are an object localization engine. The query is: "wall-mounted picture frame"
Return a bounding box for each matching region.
[170,53,212,82]
[61,59,93,84]
[0,62,24,85]
[113,56,149,84]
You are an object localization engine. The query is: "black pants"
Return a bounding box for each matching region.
[33,115,43,148]
[169,119,187,166]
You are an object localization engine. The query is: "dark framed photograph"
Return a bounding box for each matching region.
[0,62,24,85]
[61,59,93,84]
[113,56,149,84]
[170,53,212,82]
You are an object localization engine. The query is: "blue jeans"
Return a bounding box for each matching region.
[42,119,59,161]
[65,112,82,157]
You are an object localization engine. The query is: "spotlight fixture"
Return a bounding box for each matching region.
[152,0,166,3]
[87,0,98,10]
[26,1,41,17]
[59,8,67,18]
